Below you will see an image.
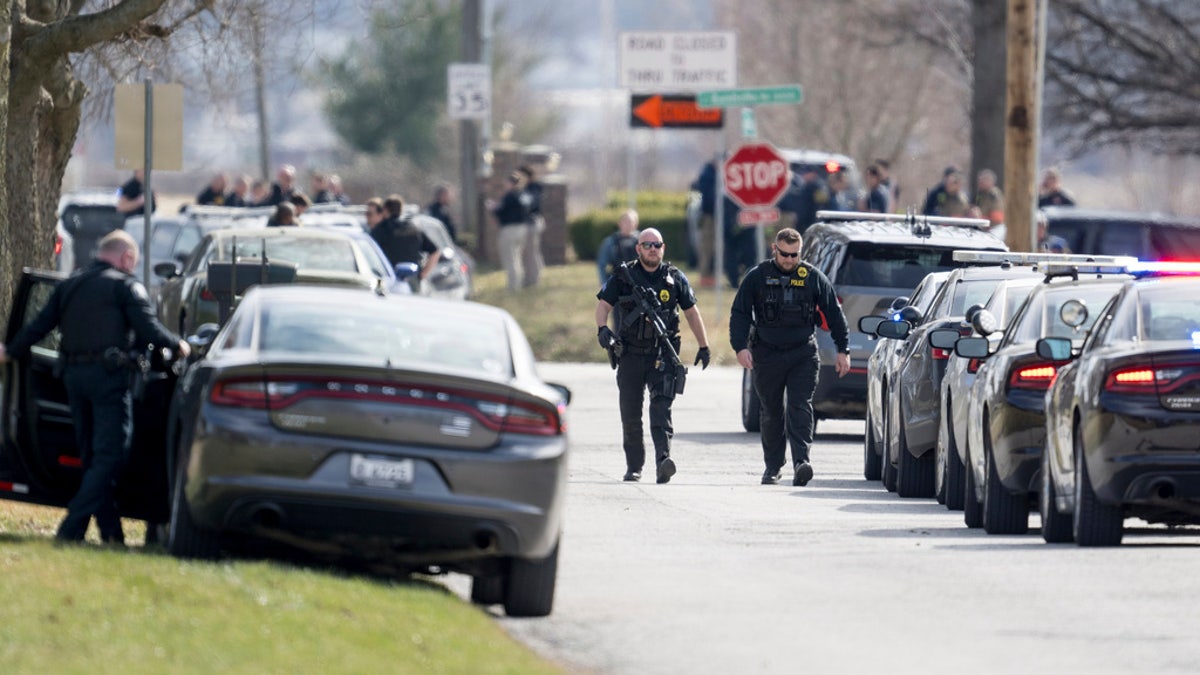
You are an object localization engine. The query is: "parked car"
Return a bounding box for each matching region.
[155,227,389,336]
[859,271,950,481]
[1043,207,1200,260]
[167,285,569,615]
[740,211,1008,432]
[1041,263,1200,546]
[955,268,1129,532]
[413,214,474,300]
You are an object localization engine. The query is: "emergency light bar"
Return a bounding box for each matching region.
[816,210,992,230]
[1040,263,1133,278]
[1125,261,1200,277]
[184,204,276,218]
[952,251,1138,266]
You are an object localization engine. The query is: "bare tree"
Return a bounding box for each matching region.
[1044,0,1200,156]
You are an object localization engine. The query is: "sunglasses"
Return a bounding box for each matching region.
[639,242,664,250]
[775,249,800,258]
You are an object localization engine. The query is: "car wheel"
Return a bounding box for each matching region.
[896,422,934,498]
[1040,445,1074,543]
[882,398,898,492]
[471,571,506,606]
[934,395,949,505]
[741,370,761,433]
[503,538,559,618]
[1073,424,1123,547]
[982,429,1029,535]
[167,454,221,560]
[863,409,882,481]
[943,416,966,511]
[963,437,983,529]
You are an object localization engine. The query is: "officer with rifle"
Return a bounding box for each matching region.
[730,228,850,487]
[595,228,710,484]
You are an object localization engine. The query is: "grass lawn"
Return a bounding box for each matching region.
[472,261,741,366]
[0,502,562,674]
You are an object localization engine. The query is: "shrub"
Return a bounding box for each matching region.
[568,193,690,262]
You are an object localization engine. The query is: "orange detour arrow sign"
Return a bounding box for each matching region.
[630,94,724,129]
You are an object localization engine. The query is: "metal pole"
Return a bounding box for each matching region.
[627,132,636,210]
[1031,0,1048,251]
[460,0,481,238]
[142,79,153,287]
[714,141,725,322]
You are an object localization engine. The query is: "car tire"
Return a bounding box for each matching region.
[882,400,898,492]
[982,430,1029,535]
[167,456,221,560]
[943,418,966,511]
[863,409,882,481]
[741,369,760,433]
[963,438,983,528]
[1073,424,1123,547]
[935,396,949,505]
[1040,447,1074,543]
[896,423,934,498]
[471,572,506,606]
[504,538,559,617]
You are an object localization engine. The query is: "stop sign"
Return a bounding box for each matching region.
[722,142,791,209]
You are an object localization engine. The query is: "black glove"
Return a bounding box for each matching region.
[694,346,710,370]
[598,325,618,350]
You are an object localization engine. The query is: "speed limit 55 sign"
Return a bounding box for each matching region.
[448,63,490,120]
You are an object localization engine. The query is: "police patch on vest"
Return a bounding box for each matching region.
[795,267,808,278]
[790,278,806,287]
[659,289,670,303]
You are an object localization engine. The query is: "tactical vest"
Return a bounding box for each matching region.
[756,261,817,329]
[614,262,681,347]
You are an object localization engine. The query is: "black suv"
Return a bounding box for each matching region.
[1043,207,1200,260]
[740,211,1008,431]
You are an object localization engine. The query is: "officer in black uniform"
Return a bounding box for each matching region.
[729,228,850,486]
[595,228,711,484]
[0,231,189,544]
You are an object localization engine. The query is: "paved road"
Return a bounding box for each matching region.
[446,363,1200,674]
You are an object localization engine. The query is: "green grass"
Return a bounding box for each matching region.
[0,503,562,674]
[472,262,740,366]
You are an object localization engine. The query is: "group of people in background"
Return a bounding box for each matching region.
[489,164,545,292]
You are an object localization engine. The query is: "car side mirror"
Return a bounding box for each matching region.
[889,296,910,311]
[898,306,924,324]
[153,261,180,279]
[186,322,221,356]
[1036,337,1074,361]
[929,329,961,350]
[547,382,572,406]
[876,320,911,340]
[394,262,420,280]
[858,315,885,335]
[955,336,991,359]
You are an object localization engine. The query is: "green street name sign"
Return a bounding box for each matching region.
[697,85,803,109]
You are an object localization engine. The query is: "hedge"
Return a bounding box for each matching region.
[569,192,691,262]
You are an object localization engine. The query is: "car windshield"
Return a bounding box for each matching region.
[1138,285,1200,343]
[1011,285,1122,344]
[256,300,512,375]
[948,278,1008,317]
[214,237,359,273]
[837,244,963,289]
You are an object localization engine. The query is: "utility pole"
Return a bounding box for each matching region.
[460,0,482,238]
[1003,0,1043,253]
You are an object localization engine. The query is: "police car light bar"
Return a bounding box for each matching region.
[952,251,1138,266]
[1040,262,1133,278]
[816,210,992,230]
[1125,261,1200,277]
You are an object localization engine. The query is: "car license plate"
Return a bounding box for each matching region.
[349,454,414,489]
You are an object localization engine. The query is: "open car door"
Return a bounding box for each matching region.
[0,270,172,523]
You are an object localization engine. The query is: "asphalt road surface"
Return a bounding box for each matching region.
[444,363,1200,674]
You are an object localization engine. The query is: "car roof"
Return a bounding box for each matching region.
[243,284,510,321]
[803,219,1008,249]
[944,264,1044,282]
[1041,206,1200,229]
[209,226,356,242]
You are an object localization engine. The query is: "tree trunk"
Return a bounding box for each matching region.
[971,0,1007,190]
[0,7,11,323]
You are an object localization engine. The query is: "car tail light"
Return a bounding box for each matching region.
[967,358,981,374]
[931,347,951,360]
[209,376,564,435]
[459,262,469,274]
[54,234,63,256]
[1104,364,1200,394]
[200,287,216,302]
[1009,363,1057,390]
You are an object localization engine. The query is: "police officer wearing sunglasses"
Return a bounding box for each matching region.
[595,227,710,484]
[730,228,850,486]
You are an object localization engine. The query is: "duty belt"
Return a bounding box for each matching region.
[754,336,815,352]
[63,351,110,364]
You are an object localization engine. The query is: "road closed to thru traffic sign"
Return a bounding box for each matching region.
[723,142,791,209]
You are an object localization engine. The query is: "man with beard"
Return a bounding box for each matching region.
[730,228,850,486]
[595,229,710,484]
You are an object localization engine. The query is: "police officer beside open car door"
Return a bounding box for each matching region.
[730,228,850,486]
[595,228,711,484]
[0,231,189,545]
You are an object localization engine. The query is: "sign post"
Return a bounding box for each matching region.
[447,63,491,120]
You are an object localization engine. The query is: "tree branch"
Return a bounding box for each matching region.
[24,0,174,59]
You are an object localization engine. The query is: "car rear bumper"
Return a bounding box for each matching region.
[185,426,567,562]
[1085,405,1200,506]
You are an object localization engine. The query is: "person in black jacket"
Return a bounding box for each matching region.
[492,172,532,291]
[0,231,189,545]
[425,184,459,244]
[730,228,850,487]
[370,194,440,290]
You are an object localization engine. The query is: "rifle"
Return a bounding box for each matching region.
[618,263,688,396]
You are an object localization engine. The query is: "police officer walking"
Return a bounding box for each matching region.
[730,228,850,486]
[595,228,711,484]
[0,231,190,544]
